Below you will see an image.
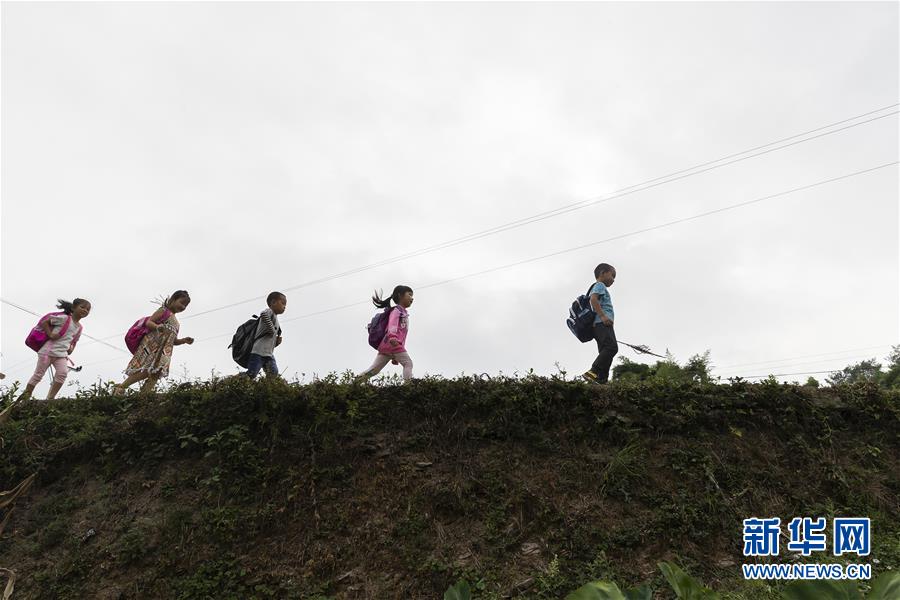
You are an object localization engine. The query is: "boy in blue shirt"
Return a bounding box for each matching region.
[583,263,618,384]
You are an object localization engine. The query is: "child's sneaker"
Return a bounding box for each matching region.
[582,370,598,383]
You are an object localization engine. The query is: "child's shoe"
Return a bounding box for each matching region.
[582,370,598,383]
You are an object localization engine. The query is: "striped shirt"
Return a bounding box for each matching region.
[250,308,281,357]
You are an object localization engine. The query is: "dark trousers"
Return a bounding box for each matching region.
[591,323,619,383]
[246,354,279,379]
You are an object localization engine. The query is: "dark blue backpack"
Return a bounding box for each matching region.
[566,283,597,343]
[367,306,395,349]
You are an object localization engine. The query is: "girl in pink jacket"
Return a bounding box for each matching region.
[357,285,414,382]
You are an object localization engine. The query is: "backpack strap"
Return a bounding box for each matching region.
[585,282,599,313]
[58,315,72,338]
[147,308,173,327]
[68,321,83,352]
[251,314,268,343]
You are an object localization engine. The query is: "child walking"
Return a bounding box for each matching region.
[245,291,286,379]
[113,290,194,395]
[583,263,619,384]
[356,285,414,382]
[20,298,91,400]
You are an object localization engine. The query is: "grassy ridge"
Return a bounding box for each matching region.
[0,376,898,599]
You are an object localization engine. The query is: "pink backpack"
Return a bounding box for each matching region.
[124,309,172,354]
[25,311,79,352]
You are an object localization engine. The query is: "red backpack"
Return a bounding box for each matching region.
[25,312,81,352]
[124,309,172,354]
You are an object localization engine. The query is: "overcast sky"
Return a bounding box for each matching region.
[2,1,898,395]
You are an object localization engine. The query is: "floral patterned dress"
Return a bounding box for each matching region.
[125,314,179,378]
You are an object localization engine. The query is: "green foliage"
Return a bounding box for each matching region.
[566,581,652,600]
[599,441,646,495]
[172,556,287,600]
[659,561,720,599]
[781,571,900,600]
[684,351,714,384]
[611,357,652,381]
[828,359,884,386]
[868,571,900,600]
[781,579,862,600]
[1,377,898,599]
[612,351,714,383]
[113,523,153,566]
[826,346,900,389]
[443,578,472,600]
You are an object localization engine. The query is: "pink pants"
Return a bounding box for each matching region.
[28,353,69,386]
[363,352,413,381]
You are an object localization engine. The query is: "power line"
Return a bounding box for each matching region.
[196,160,899,340]
[180,105,899,321]
[712,343,894,370]
[715,353,890,376]
[735,370,839,380]
[409,161,898,291]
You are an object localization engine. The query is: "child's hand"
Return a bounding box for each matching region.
[183,337,195,345]
[48,332,61,340]
[389,338,400,347]
[275,336,283,347]
[601,315,613,326]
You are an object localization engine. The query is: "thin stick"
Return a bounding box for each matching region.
[619,341,667,359]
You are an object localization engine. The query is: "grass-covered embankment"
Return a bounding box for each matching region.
[1,376,898,599]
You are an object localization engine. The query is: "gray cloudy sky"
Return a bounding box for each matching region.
[2,1,898,395]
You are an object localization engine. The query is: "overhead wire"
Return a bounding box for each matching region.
[712,343,894,370]
[190,160,900,344]
[733,370,840,380]
[715,353,892,377]
[179,105,899,321]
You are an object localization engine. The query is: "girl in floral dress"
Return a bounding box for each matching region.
[113,290,194,394]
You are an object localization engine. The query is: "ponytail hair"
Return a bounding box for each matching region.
[372,285,413,309]
[56,298,90,315]
[163,290,191,309]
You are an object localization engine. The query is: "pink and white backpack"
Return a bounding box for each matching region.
[25,311,80,352]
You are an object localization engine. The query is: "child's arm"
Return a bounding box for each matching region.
[589,294,613,326]
[386,309,401,346]
[174,337,194,346]
[258,310,278,338]
[41,318,62,340]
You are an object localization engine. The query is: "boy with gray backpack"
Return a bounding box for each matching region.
[229,291,286,378]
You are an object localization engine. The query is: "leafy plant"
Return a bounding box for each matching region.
[444,578,471,600]
[566,581,651,600]
[658,562,719,599]
[782,571,900,600]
